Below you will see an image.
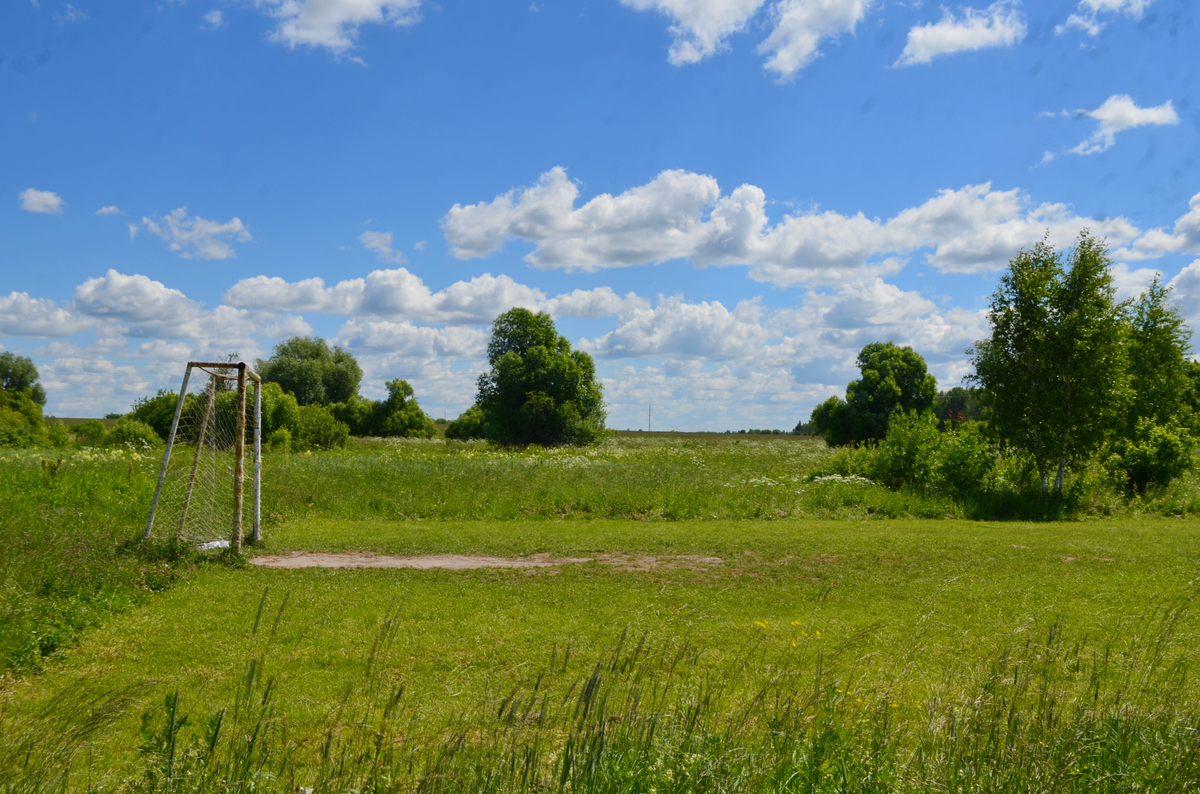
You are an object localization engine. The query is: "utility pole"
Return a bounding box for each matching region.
[648,404,652,433]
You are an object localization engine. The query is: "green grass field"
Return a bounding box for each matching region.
[3,437,1200,791]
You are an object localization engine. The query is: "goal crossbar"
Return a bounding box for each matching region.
[143,361,263,551]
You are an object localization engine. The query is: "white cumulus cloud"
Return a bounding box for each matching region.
[204,9,225,27]
[1168,260,1200,331]
[223,267,646,325]
[621,0,767,65]
[443,166,1142,285]
[1057,0,1152,36]
[1118,192,1200,259]
[1068,95,1178,155]
[0,293,93,337]
[132,207,252,260]
[584,296,773,359]
[19,188,64,215]
[894,1,1026,67]
[254,0,421,55]
[756,0,870,79]
[95,205,122,216]
[622,0,869,79]
[335,320,488,358]
[74,270,202,326]
[1108,263,1162,302]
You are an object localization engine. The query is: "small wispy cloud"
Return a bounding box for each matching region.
[1056,0,1152,36]
[53,3,87,23]
[203,9,225,28]
[360,230,405,263]
[1070,94,1178,155]
[132,207,253,260]
[95,205,122,216]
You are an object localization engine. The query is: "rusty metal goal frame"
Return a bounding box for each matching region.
[142,361,262,552]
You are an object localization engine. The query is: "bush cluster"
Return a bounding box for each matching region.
[815,411,994,496]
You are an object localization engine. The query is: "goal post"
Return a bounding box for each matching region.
[143,361,263,552]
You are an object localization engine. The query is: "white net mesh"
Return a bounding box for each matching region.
[147,365,258,546]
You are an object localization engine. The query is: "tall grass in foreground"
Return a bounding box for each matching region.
[7,595,1199,792]
[0,448,177,673]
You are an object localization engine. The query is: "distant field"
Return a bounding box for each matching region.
[612,430,811,440]
[45,416,120,429]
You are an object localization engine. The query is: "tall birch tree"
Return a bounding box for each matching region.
[970,231,1129,495]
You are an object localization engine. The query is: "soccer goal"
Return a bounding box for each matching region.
[143,361,262,551]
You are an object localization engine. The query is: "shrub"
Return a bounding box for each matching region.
[329,395,376,435]
[293,405,349,450]
[260,382,300,437]
[869,410,940,490]
[1106,418,1194,494]
[0,389,45,448]
[328,380,437,438]
[933,421,994,493]
[814,412,995,497]
[71,419,109,446]
[381,400,437,438]
[129,389,180,440]
[105,417,162,450]
[268,428,292,453]
[44,420,71,448]
[445,404,486,440]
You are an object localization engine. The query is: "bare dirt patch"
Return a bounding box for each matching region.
[594,554,724,572]
[249,551,723,571]
[250,552,590,570]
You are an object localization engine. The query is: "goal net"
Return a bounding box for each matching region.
[143,362,262,550]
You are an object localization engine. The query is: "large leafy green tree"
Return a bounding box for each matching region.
[970,231,1129,495]
[476,308,606,446]
[0,352,46,447]
[0,352,46,406]
[968,237,1058,493]
[809,342,937,446]
[258,336,362,406]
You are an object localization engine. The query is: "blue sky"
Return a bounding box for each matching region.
[2,0,1198,430]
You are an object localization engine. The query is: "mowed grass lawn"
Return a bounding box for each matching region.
[8,515,1199,783]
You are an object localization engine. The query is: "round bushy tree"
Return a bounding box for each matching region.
[476,309,606,446]
[809,342,937,446]
[258,336,362,406]
[0,352,46,406]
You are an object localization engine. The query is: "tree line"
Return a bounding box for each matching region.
[808,231,1199,498]
[0,307,607,451]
